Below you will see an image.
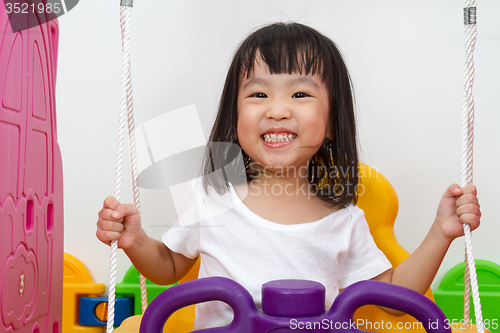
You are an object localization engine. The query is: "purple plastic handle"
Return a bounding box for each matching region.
[139,277,451,333]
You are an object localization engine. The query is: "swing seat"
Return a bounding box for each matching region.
[118,164,487,333]
[140,278,451,333]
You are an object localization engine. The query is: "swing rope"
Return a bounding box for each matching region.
[462,1,483,331]
[107,1,148,332]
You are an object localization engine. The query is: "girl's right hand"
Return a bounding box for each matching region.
[96,196,142,250]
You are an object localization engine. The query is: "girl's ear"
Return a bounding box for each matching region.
[233,125,238,141]
[325,124,333,140]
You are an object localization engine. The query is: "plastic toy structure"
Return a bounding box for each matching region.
[62,253,105,332]
[0,5,63,333]
[140,277,451,333]
[62,253,181,332]
[434,260,500,333]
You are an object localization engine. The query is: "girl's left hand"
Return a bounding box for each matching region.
[434,184,481,244]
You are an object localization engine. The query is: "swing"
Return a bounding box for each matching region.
[107,0,487,332]
[105,1,148,332]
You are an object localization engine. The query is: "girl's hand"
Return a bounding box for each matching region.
[434,184,481,244]
[96,196,142,250]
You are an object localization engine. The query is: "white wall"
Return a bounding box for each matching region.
[57,0,500,292]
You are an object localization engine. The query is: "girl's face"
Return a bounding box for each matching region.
[237,60,330,176]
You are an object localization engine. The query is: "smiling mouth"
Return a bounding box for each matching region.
[261,132,297,143]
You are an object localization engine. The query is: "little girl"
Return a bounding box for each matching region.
[96,22,480,329]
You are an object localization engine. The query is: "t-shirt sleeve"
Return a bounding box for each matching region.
[338,206,392,289]
[161,218,201,259]
[161,180,203,259]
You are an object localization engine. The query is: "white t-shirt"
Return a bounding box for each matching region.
[162,179,392,330]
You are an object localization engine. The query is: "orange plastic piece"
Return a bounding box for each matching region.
[178,258,200,284]
[115,315,142,333]
[157,259,200,332]
[95,301,108,321]
[450,323,491,333]
[115,315,175,333]
[62,253,106,333]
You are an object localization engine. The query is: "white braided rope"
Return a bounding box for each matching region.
[106,4,147,332]
[464,252,471,322]
[124,31,149,314]
[106,5,131,332]
[462,1,483,331]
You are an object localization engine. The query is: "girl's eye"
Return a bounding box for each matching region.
[292,92,309,98]
[250,93,267,98]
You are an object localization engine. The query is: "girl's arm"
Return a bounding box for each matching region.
[372,184,480,313]
[123,228,198,285]
[96,196,198,285]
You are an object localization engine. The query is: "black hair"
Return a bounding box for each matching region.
[202,22,359,208]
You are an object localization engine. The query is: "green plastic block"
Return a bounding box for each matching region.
[116,265,178,315]
[433,260,500,333]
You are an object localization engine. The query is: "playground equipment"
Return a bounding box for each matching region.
[62,253,105,333]
[140,278,451,333]
[63,253,182,331]
[0,5,63,333]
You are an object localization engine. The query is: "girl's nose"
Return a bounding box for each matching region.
[266,99,292,120]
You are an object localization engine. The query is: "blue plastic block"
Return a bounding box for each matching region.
[79,297,134,326]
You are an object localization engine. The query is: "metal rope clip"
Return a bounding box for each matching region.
[121,0,133,7]
[464,7,477,25]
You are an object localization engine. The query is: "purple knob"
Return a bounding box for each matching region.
[262,279,325,318]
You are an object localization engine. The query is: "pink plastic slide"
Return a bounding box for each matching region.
[0,4,63,333]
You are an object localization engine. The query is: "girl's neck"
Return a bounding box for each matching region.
[232,167,340,225]
[247,167,314,199]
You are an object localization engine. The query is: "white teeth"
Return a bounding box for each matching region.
[263,133,296,143]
